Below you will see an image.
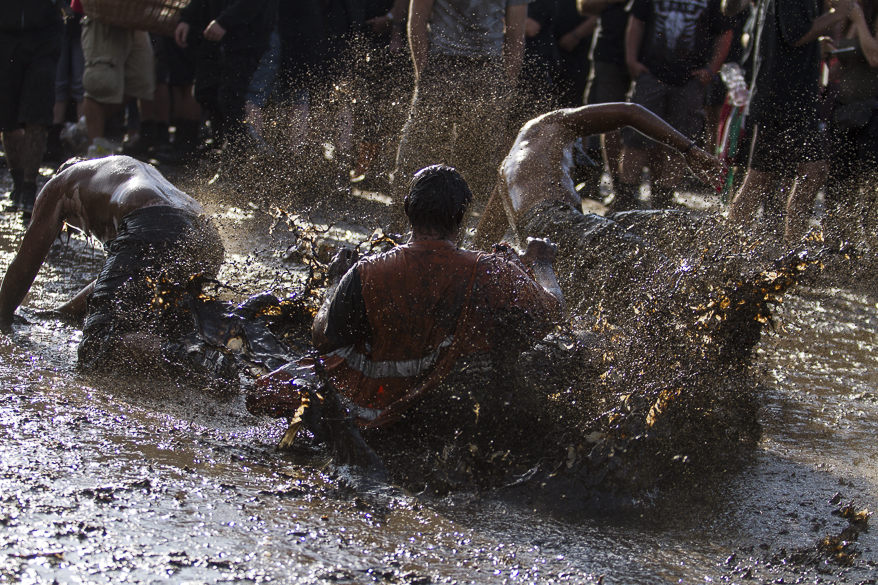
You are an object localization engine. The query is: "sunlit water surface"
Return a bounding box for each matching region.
[1,183,876,584]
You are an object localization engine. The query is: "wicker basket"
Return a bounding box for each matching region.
[80,0,191,37]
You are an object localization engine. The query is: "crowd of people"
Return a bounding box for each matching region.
[3,0,877,246]
[2,0,862,480]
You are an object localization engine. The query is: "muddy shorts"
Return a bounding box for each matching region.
[0,26,62,131]
[78,206,224,368]
[81,18,155,104]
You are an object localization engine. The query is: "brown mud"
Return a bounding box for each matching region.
[1,164,877,583]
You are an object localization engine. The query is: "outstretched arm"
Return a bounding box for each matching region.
[0,183,66,327]
[559,103,726,189]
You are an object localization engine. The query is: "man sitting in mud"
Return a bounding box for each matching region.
[250,165,564,433]
[0,156,224,369]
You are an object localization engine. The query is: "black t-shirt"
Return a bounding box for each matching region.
[631,0,732,85]
[590,2,630,64]
[749,0,822,122]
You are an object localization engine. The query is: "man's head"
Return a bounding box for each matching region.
[404,165,473,238]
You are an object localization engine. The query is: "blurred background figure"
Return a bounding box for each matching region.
[175,0,278,154]
[825,0,878,245]
[0,0,62,215]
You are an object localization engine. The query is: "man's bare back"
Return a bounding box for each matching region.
[475,103,725,248]
[0,156,209,327]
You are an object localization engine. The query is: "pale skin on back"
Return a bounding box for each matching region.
[474,103,727,249]
[0,156,204,327]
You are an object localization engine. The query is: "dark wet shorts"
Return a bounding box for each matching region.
[78,206,224,368]
[0,26,62,131]
[746,115,826,176]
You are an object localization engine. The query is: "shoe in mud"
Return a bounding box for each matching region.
[86,137,113,159]
[18,183,37,215]
[3,187,21,212]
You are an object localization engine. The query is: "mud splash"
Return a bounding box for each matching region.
[2,167,878,582]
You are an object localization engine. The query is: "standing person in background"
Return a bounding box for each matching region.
[392,0,532,229]
[174,0,278,152]
[510,0,562,132]
[725,0,854,245]
[554,0,597,111]
[825,0,878,244]
[0,0,62,215]
[79,0,155,160]
[275,0,365,188]
[578,0,633,208]
[350,0,413,185]
[47,2,85,162]
[618,0,733,210]
[553,0,598,200]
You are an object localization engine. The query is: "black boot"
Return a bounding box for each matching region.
[19,182,37,215]
[155,119,200,164]
[607,182,641,212]
[154,122,170,150]
[44,124,64,162]
[651,185,675,209]
[4,169,23,212]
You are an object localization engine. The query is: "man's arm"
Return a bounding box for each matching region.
[0,184,66,327]
[721,0,750,17]
[504,3,529,84]
[625,15,649,78]
[53,279,96,319]
[796,0,855,46]
[408,0,435,79]
[558,16,598,52]
[693,29,733,86]
[311,249,364,353]
[560,103,726,188]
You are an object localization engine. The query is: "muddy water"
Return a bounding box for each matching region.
[1,176,877,584]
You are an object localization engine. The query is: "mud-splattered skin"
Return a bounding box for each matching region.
[0,156,205,325]
[501,103,724,225]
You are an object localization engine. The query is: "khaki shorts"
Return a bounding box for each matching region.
[81,18,155,104]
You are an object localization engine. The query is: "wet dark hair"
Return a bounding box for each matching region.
[56,157,87,175]
[404,165,473,236]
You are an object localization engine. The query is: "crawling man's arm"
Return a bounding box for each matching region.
[0,180,67,327]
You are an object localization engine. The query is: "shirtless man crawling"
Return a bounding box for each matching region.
[0,156,224,368]
[473,102,726,317]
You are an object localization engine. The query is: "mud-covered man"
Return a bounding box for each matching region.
[0,156,224,368]
[473,102,726,316]
[259,165,564,430]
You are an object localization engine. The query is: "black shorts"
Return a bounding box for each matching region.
[0,26,62,131]
[167,37,197,86]
[78,206,224,369]
[747,115,826,176]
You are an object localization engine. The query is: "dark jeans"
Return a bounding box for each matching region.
[194,42,262,144]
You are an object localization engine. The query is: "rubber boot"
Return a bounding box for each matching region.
[608,182,640,212]
[19,182,38,214]
[4,169,23,212]
[155,122,170,150]
[44,124,64,162]
[651,185,675,209]
[155,119,200,164]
